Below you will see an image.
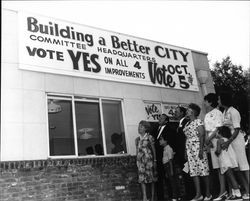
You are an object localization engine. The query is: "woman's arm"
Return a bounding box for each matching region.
[135,137,139,155]
[221,128,240,150]
[215,138,224,156]
[169,159,174,176]
[206,129,218,143]
[197,125,206,159]
[150,141,157,163]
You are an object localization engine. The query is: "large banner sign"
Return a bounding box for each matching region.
[18,12,199,91]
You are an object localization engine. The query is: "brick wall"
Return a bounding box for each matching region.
[0,156,141,201]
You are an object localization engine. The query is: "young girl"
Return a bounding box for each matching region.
[216,126,242,201]
[159,134,178,201]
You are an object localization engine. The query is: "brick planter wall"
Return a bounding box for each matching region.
[0,156,141,201]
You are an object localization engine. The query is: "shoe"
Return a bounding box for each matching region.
[213,191,228,201]
[242,194,249,199]
[190,195,203,201]
[225,195,242,201]
[204,195,212,201]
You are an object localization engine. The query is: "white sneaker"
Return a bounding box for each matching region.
[242,194,249,199]
[225,195,242,201]
[204,195,212,201]
[213,191,228,201]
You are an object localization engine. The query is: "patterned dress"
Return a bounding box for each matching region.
[218,137,238,174]
[136,133,157,183]
[183,119,209,177]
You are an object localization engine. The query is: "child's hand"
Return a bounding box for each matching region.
[207,141,214,148]
[184,151,187,160]
[198,149,203,159]
[221,141,230,150]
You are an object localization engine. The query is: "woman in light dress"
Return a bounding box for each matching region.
[219,92,249,200]
[204,93,227,200]
[215,126,242,200]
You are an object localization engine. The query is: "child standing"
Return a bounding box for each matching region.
[216,126,242,201]
[159,133,178,201]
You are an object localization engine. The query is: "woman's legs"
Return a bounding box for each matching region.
[151,182,155,201]
[141,183,147,201]
[243,170,249,194]
[244,170,249,184]
[193,176,202,199]
[201,175,211,197]
[217,169,227,195]
[236,170,249,194]
[225,169,240,190]
[225,169,243,198]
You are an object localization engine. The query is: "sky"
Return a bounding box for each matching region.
[2,0,250,70]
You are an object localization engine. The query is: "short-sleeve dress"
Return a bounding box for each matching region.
[218,137,238,174]
[183,119,209,177]
[222,107,249,171]
[136,133,157,183]
[204,108,223,169]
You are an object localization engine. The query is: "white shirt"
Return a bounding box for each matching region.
[222,107,241,133]
[157,125,165,139]
[179,117,185,127]
[204,108,223,136]
[162,144,174,164]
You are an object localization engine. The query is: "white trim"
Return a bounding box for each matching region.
[72,96,78,157]
[46,94,50,158]
[121,99,129,154]
[99,98,107,155]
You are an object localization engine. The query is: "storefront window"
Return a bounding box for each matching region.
[102,100,127,154]
[48,99,75,156]
[75,101,103,156]
[47,95,126,157]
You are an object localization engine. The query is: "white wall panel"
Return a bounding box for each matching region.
[122,84,142,99]
[1,89,23,123]
[23,90,46,123]
[23,71,45,91]
[1,123,23,161]
[142,86,161,101]
[45,74,74,93]
[123,99,145,125]
[99,81,123,98]
[23,123,48,160]
[74,77,100,96]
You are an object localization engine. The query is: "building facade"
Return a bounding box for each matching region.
[1,9,215,201]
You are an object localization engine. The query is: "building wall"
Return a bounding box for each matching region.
[1,9,214,162]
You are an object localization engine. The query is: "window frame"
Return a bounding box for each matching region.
[46,93,128,159]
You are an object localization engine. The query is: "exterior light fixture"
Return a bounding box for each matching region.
[196,70,209,95]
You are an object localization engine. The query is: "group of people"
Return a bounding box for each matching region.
[135,92,249,201]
